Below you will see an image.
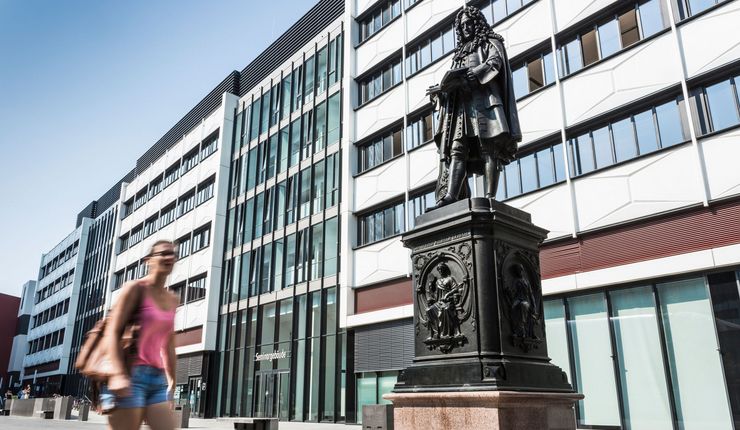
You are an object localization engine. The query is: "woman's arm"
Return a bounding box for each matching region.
[164,332,177,398]
[103,281,142,394]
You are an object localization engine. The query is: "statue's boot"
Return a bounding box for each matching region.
[428,157,466,211]
[484,154,502,199]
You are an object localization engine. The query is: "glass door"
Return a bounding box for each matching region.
[187,377,203,417]
[254,370,290,419]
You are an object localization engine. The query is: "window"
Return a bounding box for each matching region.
[326,152,340,208]
[192,224,211,253]
[126,263,138,282]
[327,92,341,146]
[196,176,215,206]
[328,34,343,86]
[187,275,207,303]
[314,100,327,153]
[408,189,435,229]
[358,127,403,173]
[312,160,325,215]
[160,202,176,227]
[512,50,557,99]
[170,281,186,305]
[568,98,686,177]
[164,162,180,188]
[299,167,312,219]
[406,110,439,150]
[499,143,566,199]
[406,24,455,76]
[122,198,134,218]
[316,46,328,95]
[692,76,740,135]
[144,215,158,237]
[148,175,164,199]
[270,83,281,127]
[250,97,261,141]
[280,74,292,121]
[119,233,130,253]
[267,134,278,181]
[358,201,405,246]
[278,125,290,174]
[182,148,199,176]
[200,135,218,160]
[177,189,196,217]
[674,0,727,20]
[133,188,148,211]
[358,58,402,105]
[359,0,401,43]
[286,174,298,225]
[137,261,148,278]
[558,1,667,78]
[177,234,192,258]
[261,87,271,135]
[292,65,303,112]
[304,55,315,105]
[130,224,144,246]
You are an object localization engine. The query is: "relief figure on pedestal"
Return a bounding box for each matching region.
[503,260,543,352]
[427,5,521,210]
[416,258,472,353]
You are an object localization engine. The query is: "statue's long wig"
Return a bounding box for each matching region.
[453,6,504,61]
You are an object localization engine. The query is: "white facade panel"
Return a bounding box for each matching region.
[679,1,740,78]
[355,84,406,139]
[507,182,573,239]
[406,54,453,112]
[408,143,438,190]
[572,144,704,231]
[355,0,380,17]
[516,85,561,145]
[353,237,410,286]
[354,156,407,211]
[491,0,550,59]
[700,128,740,200]
[405,0,463,43]
[561,33,681,126]
[356,19,404,76]
[552,0,619,32]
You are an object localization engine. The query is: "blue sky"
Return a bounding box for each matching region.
[0,0,320,296]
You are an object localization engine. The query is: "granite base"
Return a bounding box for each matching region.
[384,391,583,430]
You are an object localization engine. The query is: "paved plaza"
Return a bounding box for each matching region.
[0,414,359,429]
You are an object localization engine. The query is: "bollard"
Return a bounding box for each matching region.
[78,403,89,421]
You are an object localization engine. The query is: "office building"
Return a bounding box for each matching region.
[22,223,89,395]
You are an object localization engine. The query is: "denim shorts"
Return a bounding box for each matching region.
[100,365,169,410]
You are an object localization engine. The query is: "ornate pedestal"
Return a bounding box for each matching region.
[388,198,579,429]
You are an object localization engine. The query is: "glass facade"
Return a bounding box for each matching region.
[216,31,346,423]
[544,272,738,429]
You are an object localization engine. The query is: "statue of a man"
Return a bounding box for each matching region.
[427,6,521,210]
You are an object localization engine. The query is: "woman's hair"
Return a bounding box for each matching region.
[147,240,174,258]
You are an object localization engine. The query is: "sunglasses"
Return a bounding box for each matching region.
[150,250,177,258]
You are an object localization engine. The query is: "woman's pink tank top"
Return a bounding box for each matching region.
[134,292,175,369]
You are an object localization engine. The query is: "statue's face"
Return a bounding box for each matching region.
[460,14,475,41]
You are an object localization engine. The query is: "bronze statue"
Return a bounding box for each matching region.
[427,6,521,210]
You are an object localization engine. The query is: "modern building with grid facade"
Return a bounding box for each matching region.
[20,222,90,395]
[347,0,740,429]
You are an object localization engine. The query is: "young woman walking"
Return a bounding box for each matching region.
[102,240,179,430]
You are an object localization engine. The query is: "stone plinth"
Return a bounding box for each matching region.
[384,391,583,430]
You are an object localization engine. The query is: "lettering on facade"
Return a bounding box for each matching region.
[254,350,289,362]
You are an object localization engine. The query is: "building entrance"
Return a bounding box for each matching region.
[254,370,289,420]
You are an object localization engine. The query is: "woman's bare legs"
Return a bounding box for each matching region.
[108,407,145,430]
[145,402,175,430]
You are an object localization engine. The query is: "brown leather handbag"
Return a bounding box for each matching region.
[75,282,145,383]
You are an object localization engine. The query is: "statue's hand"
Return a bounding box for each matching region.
[466,69,478,82]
